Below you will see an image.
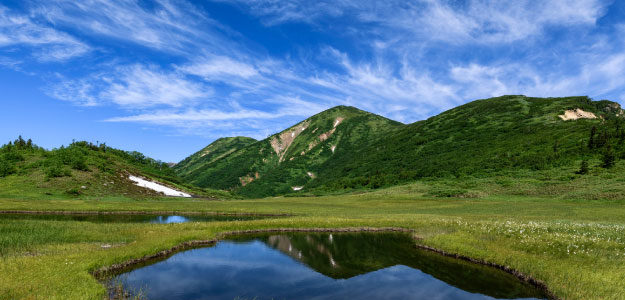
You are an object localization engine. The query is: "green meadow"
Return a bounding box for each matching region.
[2,163,625,299]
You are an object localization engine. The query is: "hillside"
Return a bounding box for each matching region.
[178,95,624,197]
[310,95,625,191]
[0,138,227,200]
[174,137,257,178]
[176,106,402,197]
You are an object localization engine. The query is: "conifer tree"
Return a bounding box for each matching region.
[602,145,616,168]
[588,126,597,149]
[576,160,589,175]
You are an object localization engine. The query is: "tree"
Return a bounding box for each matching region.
[602,145,616,168]
[588,126,597,149]
[576,160,589,175]
[553,140,559,153]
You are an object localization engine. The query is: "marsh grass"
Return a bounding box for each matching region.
[1,170,625,299]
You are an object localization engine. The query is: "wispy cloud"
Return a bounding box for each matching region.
[49,64,211,108]
[5,0,625,142]
[0,5,89,61]
[179,55,260,80]
[226,0,607,44]
[31,0,234,55]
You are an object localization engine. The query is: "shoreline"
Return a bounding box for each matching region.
[91,227,558,300]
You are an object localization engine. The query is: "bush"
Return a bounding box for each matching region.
[46,164,71,178]
[65,188,81,196]
[427,187,470,198]
[70,157,89,171]
[576,160,590,175]
[0,159,15,177]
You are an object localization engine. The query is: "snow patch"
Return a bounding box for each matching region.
[128,175,191,197]
[559,109,597,120]
[333,117,344,128]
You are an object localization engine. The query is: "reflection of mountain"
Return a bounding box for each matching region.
[235,232,547,300]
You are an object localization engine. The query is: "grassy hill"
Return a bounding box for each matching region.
[310,95,624,191]
[0,138,228,200]
[176,105,402,197]
[178,95,624,197]
[173,137,257,179]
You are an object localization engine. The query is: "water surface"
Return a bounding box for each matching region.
[113,232,549,299]
[0,213,266,224]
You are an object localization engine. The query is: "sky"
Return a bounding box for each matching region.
[1,0,625,162]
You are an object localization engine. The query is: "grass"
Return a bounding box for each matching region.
[1,166,625,300]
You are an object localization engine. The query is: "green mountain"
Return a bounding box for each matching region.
[176,105,402,197]
[173,136,257,178]
[0,138,226,199]
[310,95,625,191]
[179,95,624,197]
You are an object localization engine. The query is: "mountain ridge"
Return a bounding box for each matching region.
[177,95,625,197]
[176,105,402,196]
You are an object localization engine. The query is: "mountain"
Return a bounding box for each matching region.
[174,136,257,178]
[0,138,227,199]
[179,96,624,197]
[175,105,402,197]
[309,95,625,191]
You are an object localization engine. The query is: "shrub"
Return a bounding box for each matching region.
[46,164,71,178]
[0,159,15,177]
[65,188,81,196]
[576,160,590,175]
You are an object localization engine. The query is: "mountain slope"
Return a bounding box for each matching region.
[177,105,402,197]
[309,95,625,190]
[174,137,257,179]
[0,138,227,199]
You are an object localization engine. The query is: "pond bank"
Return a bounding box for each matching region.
[92,227,558,300]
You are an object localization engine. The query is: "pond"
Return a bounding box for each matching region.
[0,213,267,224]
[111,232,550,300]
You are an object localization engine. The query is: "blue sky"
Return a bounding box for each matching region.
[1,0,625,162]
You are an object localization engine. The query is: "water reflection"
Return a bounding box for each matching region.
[0,213,265,223]
[113,232,549,300]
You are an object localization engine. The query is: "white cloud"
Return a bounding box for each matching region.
[179,56,259,79]
[0,5,89,61]
[12,0,625,140]
[225,0,607,44]
[49,65,211,108]
[31,0,231,54]
[103,65,211,107]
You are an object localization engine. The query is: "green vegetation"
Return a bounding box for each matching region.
[311,96,625,191]
[176,105,401,197]
[175,96,625,198]
[1,162,625,299]
[0,137,228,200]
[173,136,257,178]
[2,95,625,299]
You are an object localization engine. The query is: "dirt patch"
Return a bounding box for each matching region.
[270,122,309,162]
[559,109,597,120]
[319,128,336,142]
[239,172,260,186]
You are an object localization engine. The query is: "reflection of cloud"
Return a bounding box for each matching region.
[119,241,488,300]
